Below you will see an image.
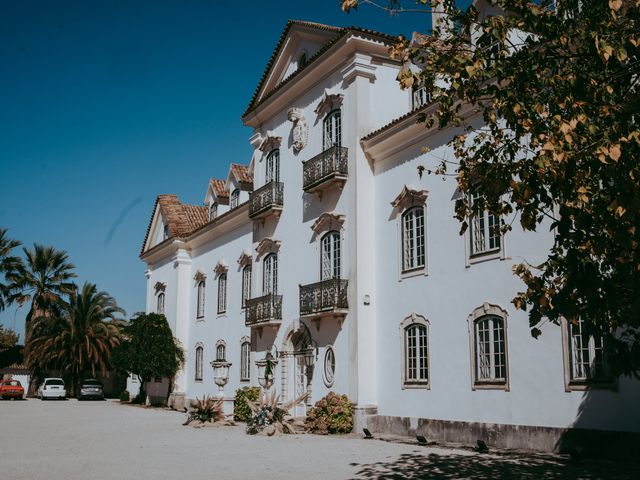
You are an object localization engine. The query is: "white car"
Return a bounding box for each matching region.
[38,378,67,400]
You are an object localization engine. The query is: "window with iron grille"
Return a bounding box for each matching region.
[402,207,426,272]
[240,341,251,381]
[217,273,227,314]
[412,85,431,110]
[404,323,429,384]
[241,265,252,308]
[266,149,280,183]
[568,318,608,383]
[230,188,240,208]
[323,109,341,151]
[195,346,203,381]
[473,315,507,385]
[156,292,165,315]
[196,281,205,318]
[263,253,278,295]
[321,231,341,280]
[469,192,501,256]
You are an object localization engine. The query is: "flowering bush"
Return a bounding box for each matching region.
[305,392,353,434]
[234,386,260,422]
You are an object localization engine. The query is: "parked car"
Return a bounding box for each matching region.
[78,379,104,400]
[0,379,25,400]
[37,378,66,400]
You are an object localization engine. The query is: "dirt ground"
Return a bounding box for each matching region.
[0,399,637,479]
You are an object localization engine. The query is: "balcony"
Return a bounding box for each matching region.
[302,146,348,196]
[245,294,282,328]
[249,181,283,220]
[299,279,348,323]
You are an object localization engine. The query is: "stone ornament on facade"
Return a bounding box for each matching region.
[154,281,166,294]
[214,259,229,278]
[391,185,429,211]
[255,237,281,260]
[287,107,308,153]
[258,130,282,153]
[193,270,207,283]
[237,249,252,268]
[311,212,346,236]
[314,89,343,118]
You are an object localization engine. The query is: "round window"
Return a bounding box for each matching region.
[323,346,335,387]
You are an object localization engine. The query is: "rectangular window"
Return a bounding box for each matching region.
[568,318,608,383]
[412,85,431,110]
[402,207,426,272]
[241,266,252,308]
[217,274,227,314]
[469,193,501,256]
[240,342,250,381]
[473,316,507,385]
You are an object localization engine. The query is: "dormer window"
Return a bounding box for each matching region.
[412,85,431,110]
[163,224,170,240]
[209,202,218,221]
[298,52,308,69]
[230,189,240,208]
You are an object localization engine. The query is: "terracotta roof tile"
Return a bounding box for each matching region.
[210,179,228,198]
[230,164,253,186]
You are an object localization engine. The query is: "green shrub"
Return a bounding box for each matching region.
[234,386,260,422]
[184,395,224,424]
[119,390,130,402]
[305,392,353,434]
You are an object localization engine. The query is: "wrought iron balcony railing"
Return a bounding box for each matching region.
[249,181,284,219]
[302,146,348,193]
[245,294,283,327]
[299,279,348,317]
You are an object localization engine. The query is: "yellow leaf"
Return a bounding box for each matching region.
[606,85,613,94]
[513,103,521,114]
[610,144,622,161]
[609,0,622,11]
[465,65,477,76]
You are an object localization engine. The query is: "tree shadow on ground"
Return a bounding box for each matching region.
[349,450,640,480]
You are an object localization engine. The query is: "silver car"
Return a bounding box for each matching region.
[38,378,67,400]
[78,379,104,400]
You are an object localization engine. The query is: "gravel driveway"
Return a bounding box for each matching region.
[1,399,637,479]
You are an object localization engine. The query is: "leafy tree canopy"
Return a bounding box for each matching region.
[0,325,19,350]
[343,0,640,375]
[0,227,22,312]
[112,312,184,384]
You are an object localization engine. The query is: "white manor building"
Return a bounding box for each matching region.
[137,6,640,455]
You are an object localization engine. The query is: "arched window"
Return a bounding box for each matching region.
[209,202,218,221]
[263,253,278,295]
[216,343,226,361]
[217,273,227,314]
[323,109,341,150]
[241,265,252,307]
[472,315,507,385]
[323,346,336,387]
[156,292,165,315]
[266,149,280,183]
[195,345,203,382]
[230,188,240,208]
[196,281,205,318]
[321,231,341,280]
[402,317,429,386]
[402,207,426,272]
[240,341,251,381]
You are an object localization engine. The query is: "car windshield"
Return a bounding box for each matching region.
[4,381,21,386]
[46,379,64,386]
[82,380,101,386]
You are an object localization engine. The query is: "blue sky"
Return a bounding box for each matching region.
[0,0,433,340]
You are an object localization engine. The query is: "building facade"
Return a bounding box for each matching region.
[138,7,640,455]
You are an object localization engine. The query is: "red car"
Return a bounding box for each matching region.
[0,379,25,399]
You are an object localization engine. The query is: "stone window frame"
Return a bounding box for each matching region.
[465,192,506,266]
[467,303,510,391]
[391,186,429,280]
[230,188,240,208]
[399,313,431,389]
[311,212,346,283]
[195,343,204,382]
[215,340,227,362]
[156,292,165,315]
[195,272,206,320]
[240,336,251,382]
[217,273,227,315]
[323,345,336,388]
[265,148,280,184]
[560,317,617,392]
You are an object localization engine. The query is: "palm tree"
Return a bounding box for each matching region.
[29,282,125,395]
[0,228,22,312]
[6,244,76,391]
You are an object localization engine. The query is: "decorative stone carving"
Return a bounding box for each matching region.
[214,260,229,277]
[237,249,253,267]
[259,130,282,153]
[194,270,207,282]
[287,107,308,153]
[311,212,346,235]
[154,281,166,294]
[255,237,282,259]
[315,89,343,117]
[391,185,429,210]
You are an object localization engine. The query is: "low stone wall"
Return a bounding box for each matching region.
[365,415,640,459]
